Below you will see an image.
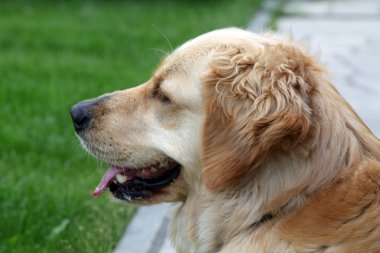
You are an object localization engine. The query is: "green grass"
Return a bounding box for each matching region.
[0,0,263,252]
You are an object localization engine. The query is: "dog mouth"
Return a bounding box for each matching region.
[93,158,181,201]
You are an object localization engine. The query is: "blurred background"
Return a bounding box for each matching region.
[1,0,379,252]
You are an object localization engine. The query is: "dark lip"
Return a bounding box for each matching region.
[109,163,181,201]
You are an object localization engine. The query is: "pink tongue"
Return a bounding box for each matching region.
[93,167,123,198]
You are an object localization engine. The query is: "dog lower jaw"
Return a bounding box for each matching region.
[94,161,182,202]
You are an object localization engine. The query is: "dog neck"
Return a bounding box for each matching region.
[170,80,380,253]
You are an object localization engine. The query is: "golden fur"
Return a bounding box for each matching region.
[77,28,380,252]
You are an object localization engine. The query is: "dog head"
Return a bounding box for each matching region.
[71,28,322,204]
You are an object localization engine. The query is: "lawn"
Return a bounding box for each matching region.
[0,0,263,252]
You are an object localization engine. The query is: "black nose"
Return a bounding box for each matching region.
[70,101,92,132]
[70,96,109,132]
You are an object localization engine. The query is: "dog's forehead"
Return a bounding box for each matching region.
[177,27,267,52]
[160,28,263,73]
[159,29,240,75]
[154,28,271,108]
[159,59,203,108]
[178,28,249,51]
[154,50,207,109]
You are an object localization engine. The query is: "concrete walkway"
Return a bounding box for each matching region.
[114,0,380,252]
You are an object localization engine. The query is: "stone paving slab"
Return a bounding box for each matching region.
[278,19,380,36]
[284,1,380,16]
[113,203,173,253]
[158,237,174,253]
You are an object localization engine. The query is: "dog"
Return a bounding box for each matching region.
[70,28,380,252]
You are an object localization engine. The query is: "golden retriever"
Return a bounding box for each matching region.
[70,28,380,252]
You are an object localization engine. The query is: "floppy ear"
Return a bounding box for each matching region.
[201,43,319,191]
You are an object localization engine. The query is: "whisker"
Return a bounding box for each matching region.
[153,25,173,53]
[148,47,169,58]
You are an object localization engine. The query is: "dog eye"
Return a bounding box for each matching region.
[151,86,171,104]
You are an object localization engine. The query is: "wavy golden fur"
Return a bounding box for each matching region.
[76,28,380,252]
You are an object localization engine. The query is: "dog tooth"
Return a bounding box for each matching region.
[159,161,168,168]
[116,173,127,183]
[123,193,132,201]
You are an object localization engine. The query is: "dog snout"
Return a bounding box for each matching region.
[70,101,92,132]
[70,96,108,132]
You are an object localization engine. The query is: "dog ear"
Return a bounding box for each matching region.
[201,43,319,191]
